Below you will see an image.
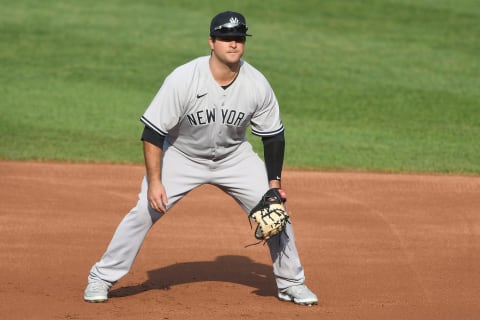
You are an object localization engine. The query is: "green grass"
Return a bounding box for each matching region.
[1,0,479,174]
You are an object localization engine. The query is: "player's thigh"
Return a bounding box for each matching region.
[215,153,269,212]
[161,146,207,209]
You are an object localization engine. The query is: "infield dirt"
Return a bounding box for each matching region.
[1,161,479,319]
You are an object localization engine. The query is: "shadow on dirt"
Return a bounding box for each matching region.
[109,255,276,298]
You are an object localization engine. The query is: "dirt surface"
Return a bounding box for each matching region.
[1,161,479,319]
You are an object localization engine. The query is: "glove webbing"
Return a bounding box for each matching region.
[246,206,290,247]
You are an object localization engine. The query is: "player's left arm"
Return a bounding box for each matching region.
[249,71,285,189]
[262,130,285,189]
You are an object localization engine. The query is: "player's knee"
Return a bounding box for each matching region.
[130,202,163,227]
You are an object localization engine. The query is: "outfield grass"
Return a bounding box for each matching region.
[1,0,479,174]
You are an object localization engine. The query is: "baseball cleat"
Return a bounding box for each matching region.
[84,281,110,303]
[278,284,318,306]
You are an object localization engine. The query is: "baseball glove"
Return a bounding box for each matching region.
[249,188,290,241]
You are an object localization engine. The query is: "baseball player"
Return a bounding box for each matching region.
[84,11,318,306]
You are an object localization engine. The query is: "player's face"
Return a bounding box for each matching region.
[209,36,245,65]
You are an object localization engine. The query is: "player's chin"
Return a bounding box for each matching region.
[226,56,242,65]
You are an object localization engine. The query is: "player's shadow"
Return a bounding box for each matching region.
[109,255,276,298]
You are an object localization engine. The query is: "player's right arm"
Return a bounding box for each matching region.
[142,128,168,214]
[139,63,191,213]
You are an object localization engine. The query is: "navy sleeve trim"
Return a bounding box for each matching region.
[140,116,168,136]
[251,124,284,137]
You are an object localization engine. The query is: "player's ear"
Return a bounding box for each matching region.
[208,36,215,50]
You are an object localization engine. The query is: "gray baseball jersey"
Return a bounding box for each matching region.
[140,56,284,160]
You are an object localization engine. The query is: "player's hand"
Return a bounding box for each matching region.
[147,180,168,214]
[268,181,286,201]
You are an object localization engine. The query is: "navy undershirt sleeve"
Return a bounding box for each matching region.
[141,125,165,149]
[262,131,285,181]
